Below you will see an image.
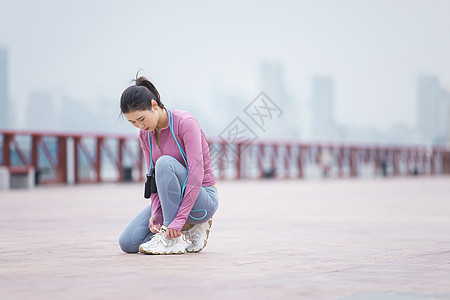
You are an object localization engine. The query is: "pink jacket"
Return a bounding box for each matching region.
[139,108,216,231]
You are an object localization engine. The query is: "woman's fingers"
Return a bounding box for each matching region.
[166,228,180,238]
[148,216,155,229]
[149,225,180,237]
[151,224,158,233]
[149,221,161,233]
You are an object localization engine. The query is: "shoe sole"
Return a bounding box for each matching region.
[140,246,185,255]
[186,218,213,253]
[148,250,185,255]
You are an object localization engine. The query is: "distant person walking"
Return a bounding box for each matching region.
[118,74,218,255]
[320,149,332,179]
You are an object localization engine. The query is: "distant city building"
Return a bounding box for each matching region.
[442,88,450,143]
[27,92,56,130]
[0,47,9,128]
[260,61,299,139]
[261,61,289,104]
[417,75,450,144]
[311,76,336,140]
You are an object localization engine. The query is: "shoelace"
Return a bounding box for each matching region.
[151,227,169,247]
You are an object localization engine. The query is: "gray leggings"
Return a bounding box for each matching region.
[119,155,219,253]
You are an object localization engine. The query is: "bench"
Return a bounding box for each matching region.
[0,166,35,189]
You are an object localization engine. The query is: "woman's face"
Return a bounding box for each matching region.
[124,108,158,132]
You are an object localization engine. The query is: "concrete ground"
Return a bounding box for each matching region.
[0,177,449,300]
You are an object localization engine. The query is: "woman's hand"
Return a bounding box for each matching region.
[148,216,161,234]
[166,228,181,238]
[149,216,180,238]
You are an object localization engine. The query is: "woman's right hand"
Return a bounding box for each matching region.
[148,216,161,233]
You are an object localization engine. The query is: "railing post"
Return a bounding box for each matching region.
[445,152,450,174]
[297,145,304,179]
[351,147,360,177]
[445,152,449,174]
[424,149,430,175]
[31,135,40,170]
[96,137,103,183]
[236,143,241,180]
[57,136,67,183]
[3,133,11,166]
[74,137,80,184]
[337,147,343,178]
[258,143,264,179]
[284,144,291,179]
[118,138,124,182]
[272,144,278,178]
[392,148,399,176]
[349,148,355,177]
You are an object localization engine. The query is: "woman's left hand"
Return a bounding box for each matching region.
[166,228,181,238]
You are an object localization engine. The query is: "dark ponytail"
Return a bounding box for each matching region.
[120,72,164,114]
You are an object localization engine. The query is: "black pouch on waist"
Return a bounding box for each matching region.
[144,168,157,199]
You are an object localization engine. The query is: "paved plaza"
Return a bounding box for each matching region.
[0,177,449,299]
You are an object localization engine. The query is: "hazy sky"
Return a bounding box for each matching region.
[1,0,450,134]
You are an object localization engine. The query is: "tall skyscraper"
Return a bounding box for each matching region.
[311,76,336,140]
[417,75,450,144]
[0,47,9,128]
[260,61,299,139]
[261,61,289,103]
[443,89,450,143]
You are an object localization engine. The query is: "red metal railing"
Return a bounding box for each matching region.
[208,138,450,180]
[0,129,143,184]
[1,129,449,184]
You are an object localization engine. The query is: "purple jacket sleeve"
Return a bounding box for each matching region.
[150,193,163,226]
[139,130,163,226]
[168,117,204,231]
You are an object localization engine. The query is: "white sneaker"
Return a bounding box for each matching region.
[138,236,160,254]
[139,226,186,255]
[183,218,213,253]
